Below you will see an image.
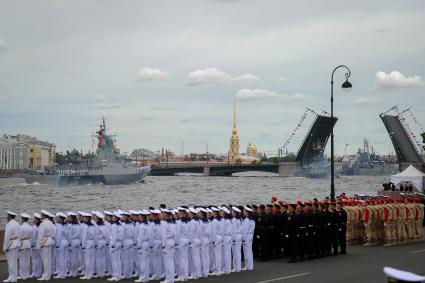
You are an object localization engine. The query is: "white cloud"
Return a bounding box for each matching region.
[236,88,306,102]
[352,97,370,104]
[137,67,169,82]
[95,94,122,110]
[187,68,259,86]
[187,67,232,86]
[139,113,162,122]
[233,74,260,82]
[375,71,424,89]
[0,37,8,52]
[278,77,288,84]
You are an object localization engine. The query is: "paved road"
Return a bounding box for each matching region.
[1,242,425,283]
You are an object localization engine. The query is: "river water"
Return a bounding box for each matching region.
[0,173,388,227]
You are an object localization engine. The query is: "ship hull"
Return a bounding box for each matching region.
[22,171,148,186]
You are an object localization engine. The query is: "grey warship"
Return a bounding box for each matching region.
[22,118,150,185]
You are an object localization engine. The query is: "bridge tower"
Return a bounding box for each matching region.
[229,95,240,163]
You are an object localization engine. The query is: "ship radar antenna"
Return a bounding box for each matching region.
[102,116,106,129]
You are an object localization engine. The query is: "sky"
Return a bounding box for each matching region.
[0,0,424,156]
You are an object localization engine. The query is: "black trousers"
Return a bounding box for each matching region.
[338,225,347,253]
[287,234,298,260]
[330,226,338,254]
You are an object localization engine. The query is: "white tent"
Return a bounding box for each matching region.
[390,165,425,190]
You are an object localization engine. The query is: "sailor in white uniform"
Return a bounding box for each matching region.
[18,213,32,280]
[188,208,201,279]
[3,211,20,283]
[31,213,42,279]
[135,210,151,283]
[242,207,255,270]
[108,212,123,282]
[80,212,96,280]
[160,209,176,283]
[221,207,233,274]
[94,211,108,279]
[175,207,189,282]
[103,211,114,276]
[53,212,69,279]
[149,209,162,281]
[231,206,243,272]
[67,212,81,277]
[211,207,223,276]
[121,211,134,279]
[198,208,211,278]
[130,211,140,278]
[36,210,55,281]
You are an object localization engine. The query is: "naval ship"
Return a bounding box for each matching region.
[341,138,397,176]
[22,118,150,185]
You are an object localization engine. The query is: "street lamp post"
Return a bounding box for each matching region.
[330,65,352,201]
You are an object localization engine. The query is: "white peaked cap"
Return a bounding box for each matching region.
[117,209,124,214]
[95,211,104,219]
[68,212,77,217]
[383,267,425,282]
[173,209,178,214]
[244,206,253,212]
[211,207,220,212]
[150,209,161,215]
[128,210,136,214]
[7,211,17,216]
[121,211,130,216]
[232,206,241,213]
[189,207,199,214]
[140,210,150,215]
[177,207,186,211]
[199,208,208,213]
[206,208,213,213]
[41,210,51,217]
[91,211,97,215]
[104,211,113,216]
[222,207,231,214]
[113,211,122,218]
[57,212,67,218]
[34,213,41,219]
[21,213,31,219]
[81,212,91,217]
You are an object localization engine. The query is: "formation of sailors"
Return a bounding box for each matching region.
[2,205,255,283]
[251,197,348,263]
[344,194,425,247]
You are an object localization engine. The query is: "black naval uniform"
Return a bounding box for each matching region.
[256,212,269,260]
[296,211,306,261]
[286,211,299,262]
[328,208,339,255]
[336,207,347,254]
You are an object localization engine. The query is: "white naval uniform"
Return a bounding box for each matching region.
[199,218,211,277]
[136,220,151,282]
[81,222,96,279]
[18,222,33,280]
[31,224,42,278]
[241,216,255,270]
[188,218,201,278]
[211,217,223,274]
[67,221,81,277]
[231,216,243,272]
[161,219,176,283]
[175,218,189,280]
[222,216,233,274]
[149,220,162,279]
[54,223,69,278]
[3,218,20,282]
[94,221,108,278]
[103,221,112,276]
[121,220,134,279]
[110,221,123,279]
[36,218,55,280]
[132,221,139,278]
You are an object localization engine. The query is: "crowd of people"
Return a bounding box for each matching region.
[344,193,424,246]
[2,205,255,283]
[3,193,425,282]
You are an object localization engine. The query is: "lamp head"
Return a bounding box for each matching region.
[341,79,352,92]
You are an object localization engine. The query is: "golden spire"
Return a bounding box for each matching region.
[233,95,236,129]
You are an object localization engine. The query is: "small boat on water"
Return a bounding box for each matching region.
[21,118,150,185]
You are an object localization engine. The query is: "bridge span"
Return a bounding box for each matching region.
[150,163,298,176]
